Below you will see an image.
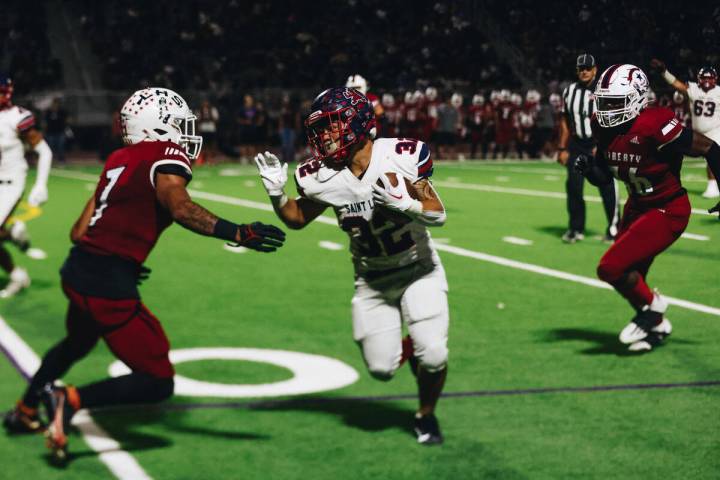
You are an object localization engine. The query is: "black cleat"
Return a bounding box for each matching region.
[414,413,443,446]
[3,402,45,434]
[41,384,77,465]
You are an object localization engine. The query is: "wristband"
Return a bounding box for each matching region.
[558,147,568,151]
[271,193,288,209]
[662,70,677,84]
[213,218,239,242]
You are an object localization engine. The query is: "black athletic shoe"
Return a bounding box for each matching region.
[3,402,45,434]
[414,413,443,445]
[41,384,76,465]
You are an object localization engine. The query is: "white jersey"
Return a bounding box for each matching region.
[0,105,34,177]
[295,138,438,274]
[686,82,720,139]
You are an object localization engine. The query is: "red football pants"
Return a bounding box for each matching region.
[62,283,175,378]
[597,194,690,307]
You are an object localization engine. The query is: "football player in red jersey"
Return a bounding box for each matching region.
[2,88,286,463]
[576,64,720,352]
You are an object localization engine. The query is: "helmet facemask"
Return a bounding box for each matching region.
[305,107,358,169]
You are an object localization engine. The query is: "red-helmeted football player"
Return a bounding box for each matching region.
[3,88,286,463]
[576,64,720,352]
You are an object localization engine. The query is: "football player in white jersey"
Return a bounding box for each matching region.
[652,59,720,198]
[255,87,449,445]
[0,74,52,297]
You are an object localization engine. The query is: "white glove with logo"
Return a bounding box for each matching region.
[254,151,288,197]
[28,183,48,207]
[371,173,422,214]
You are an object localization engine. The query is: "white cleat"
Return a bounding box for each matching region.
[619,292,668,344]
[702,181,720,199]
[0,267,30,299]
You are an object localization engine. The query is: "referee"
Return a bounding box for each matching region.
[557,53,619,243]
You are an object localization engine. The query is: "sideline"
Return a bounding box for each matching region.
[0,315,152,480]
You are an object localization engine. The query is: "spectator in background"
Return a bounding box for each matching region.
[278,94,300,164]
[237,94,258,162]
[435,94,461,160]
[197,99,220,163]
[44,98,69,164]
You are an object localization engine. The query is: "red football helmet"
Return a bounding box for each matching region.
[305,87,376,169]
[0,74,13,109]
[697,66,717,91]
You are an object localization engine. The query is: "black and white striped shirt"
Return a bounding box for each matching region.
[562,81,595,140]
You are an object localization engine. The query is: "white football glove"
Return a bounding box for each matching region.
[28,183,48,207]
[254,151,288,197]
[371,173,422,214]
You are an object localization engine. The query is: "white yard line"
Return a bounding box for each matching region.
[50,171,720,317]
[0,315,152,480]
[433,180,715,217]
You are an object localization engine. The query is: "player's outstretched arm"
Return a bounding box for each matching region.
[21,127,52,206]
[650,59,688,93]
[155,172,286,252]
[255,152,327,229]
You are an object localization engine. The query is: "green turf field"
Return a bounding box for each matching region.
[1,159,718,479]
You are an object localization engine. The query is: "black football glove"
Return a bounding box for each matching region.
[137,266,152,285]
[709,202,720,219]
[234,222,286,252]
[573,154,592,175]
[649,58,666,73]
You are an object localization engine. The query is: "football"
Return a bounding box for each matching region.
[376,172,420,199]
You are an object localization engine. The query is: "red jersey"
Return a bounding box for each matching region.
[81,141,193,264]
[594,107,685,207]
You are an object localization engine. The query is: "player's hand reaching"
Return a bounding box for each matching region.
[28,183,48,206]
[650,58,666,73]
[254,151,288,197]
[573,154,592,175]
[234,222,286,252]
[709,201,720,219]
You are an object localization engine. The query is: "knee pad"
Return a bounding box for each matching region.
[417,343,448,373]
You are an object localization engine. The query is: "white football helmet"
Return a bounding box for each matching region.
[525,89,541,103]
[594,64,650,128]
[549,93,561,107]
[382,93,395,108]
[121,88,203,159]
[472,94,485,106]
[500,89,511,102]
[672,91,685,105]
[510,93,522,106]
[425,87,438,101]
[404,91,416,105]
[450,93,463,108]
[346,74,368,95]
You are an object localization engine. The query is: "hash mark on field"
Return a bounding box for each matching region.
[0,315,151,480]
[681,232,710,241]
[319,241,344,251]
[502,236,533,246]
[544,175,560,181]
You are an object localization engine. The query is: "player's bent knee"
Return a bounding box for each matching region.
[596,261,623,283]
[150,376,174,402]
[366,362,398,382]
[417,343,448,373]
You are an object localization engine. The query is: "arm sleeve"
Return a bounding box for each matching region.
[653,110,684,149]
[16,112,36,133]
[416,142,433,180]
[150,145,193,187]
